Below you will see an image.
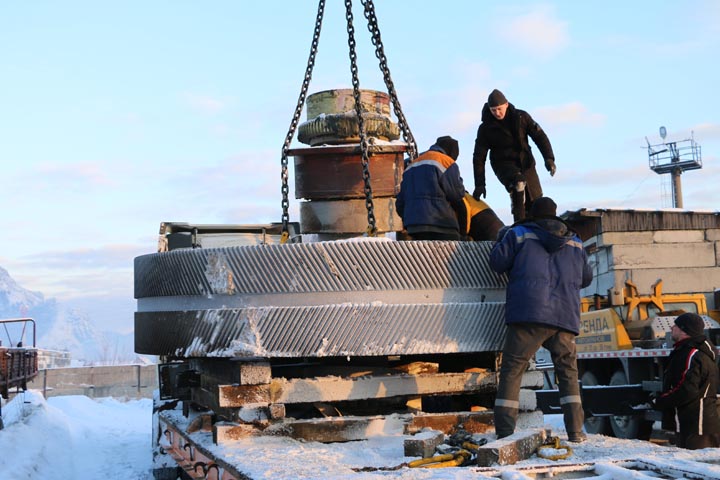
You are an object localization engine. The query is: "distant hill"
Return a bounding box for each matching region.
[0,265,137,365]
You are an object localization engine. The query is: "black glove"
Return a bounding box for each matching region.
[473,186,486,200]
[545,158,556,177]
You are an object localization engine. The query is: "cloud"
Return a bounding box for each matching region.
[494,5,570,59]
[534,102,606,129]
[183,93,232,114]
[23,162,116,192]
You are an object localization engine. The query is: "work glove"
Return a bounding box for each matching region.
[473,186,486,200]
[545,158,557,177]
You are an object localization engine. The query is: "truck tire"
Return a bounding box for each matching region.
[608,370,653,439]
[581,371,611,435]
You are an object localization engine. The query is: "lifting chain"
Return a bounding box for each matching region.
[345,0,377,236]
[279,0,326,243]
[280,0,416,240]
[361,0,418,162]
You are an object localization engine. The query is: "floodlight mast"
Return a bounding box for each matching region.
[646,126,702,208]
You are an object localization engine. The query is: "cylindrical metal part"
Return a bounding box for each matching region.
[306,89,391,119]
[299,198,402,234]
[292,144,405,200]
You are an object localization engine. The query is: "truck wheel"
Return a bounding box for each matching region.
[608,370,653,439]
[581,371,611,435]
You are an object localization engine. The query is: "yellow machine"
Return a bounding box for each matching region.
[577,279,714,353]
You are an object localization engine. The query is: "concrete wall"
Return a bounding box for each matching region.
[26,364,157,399]
[582,228,720,302]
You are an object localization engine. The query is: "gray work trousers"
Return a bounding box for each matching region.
[494,323,584,437]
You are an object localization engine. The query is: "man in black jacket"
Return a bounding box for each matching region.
[653,312,720,449]
[472,89,556,222]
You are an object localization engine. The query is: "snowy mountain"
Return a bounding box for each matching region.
[0,265,135,365]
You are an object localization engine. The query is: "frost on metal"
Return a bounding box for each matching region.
[204,251,235,295]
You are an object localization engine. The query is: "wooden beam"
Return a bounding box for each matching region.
[219,370,544,408]
[219,371,499,407]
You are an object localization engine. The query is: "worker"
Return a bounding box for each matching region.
[395,136,466,240]
[489,197,592,442]
[472,89,556,222]
[456,192,505,241]
[652,312,720,449]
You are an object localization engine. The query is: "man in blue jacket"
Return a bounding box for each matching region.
[489,197,593,442]
[396,136,466,240]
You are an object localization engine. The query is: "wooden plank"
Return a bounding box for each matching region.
[219,371,498,407]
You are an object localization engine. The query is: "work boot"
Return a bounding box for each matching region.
[567,432,587,443]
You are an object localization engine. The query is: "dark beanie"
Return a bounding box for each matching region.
[488,89,508,107]
[675,312,705,337]
[529,197,557,218]
[436,135,459,160]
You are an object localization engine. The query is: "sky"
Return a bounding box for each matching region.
[3,391,720,479]
[1,1,719,334]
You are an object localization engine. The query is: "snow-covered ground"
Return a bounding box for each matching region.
[2,391,720,480]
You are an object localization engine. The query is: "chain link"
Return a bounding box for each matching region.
[361,0,418,161]
[280,0,326,243]
[345,0,377,236]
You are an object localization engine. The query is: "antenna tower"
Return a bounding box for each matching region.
[646,126,702,208]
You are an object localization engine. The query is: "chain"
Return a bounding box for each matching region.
[345,0,377,236]
[279,0,326,243]
[361,0,418,161]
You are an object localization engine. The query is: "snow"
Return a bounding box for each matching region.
[2,391,720,480]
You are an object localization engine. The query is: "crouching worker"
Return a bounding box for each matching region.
[652,312,720,449]
[489,197,593,443]
[396,136,466,240]
[456,192,505,241]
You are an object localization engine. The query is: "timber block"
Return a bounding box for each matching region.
[268,403,285,419]
[240,362,271,385]
[404,430,445,458]
[476,428,547,466]
[213,422,262,443]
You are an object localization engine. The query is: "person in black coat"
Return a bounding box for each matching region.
[653,312,720,449]
[472,89,556,222]
[396,136,466,240]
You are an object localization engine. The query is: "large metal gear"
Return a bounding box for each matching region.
[134,240,507,358]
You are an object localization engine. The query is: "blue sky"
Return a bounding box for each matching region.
[1,1,719,333]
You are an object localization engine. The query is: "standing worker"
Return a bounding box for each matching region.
[489,197,592,442]
[396,136,466,240]
[472,89,556,222]
[652,312,720,449]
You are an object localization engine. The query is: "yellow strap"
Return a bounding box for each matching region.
[408,450,471,468]
[536,436,573,461]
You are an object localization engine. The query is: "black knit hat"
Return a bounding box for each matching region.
[435,135,459,160]
[488,89,508,107]
[675,312,705,337]
[529,197,557,218]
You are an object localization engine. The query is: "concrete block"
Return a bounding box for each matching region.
[653,230,705,243]
[518,389,537,411]
[239,362,272,385]
[583,267,720,299]
[610,243,715,270]
[404,430,445,458]
[706,229,720,241]
[476,428,547,466]
[596,231,653,246]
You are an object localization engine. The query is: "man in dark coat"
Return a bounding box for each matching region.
[653,312,720,449]
[472,89,556,222]
[396,136,466,240]
[489,197,593,442]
